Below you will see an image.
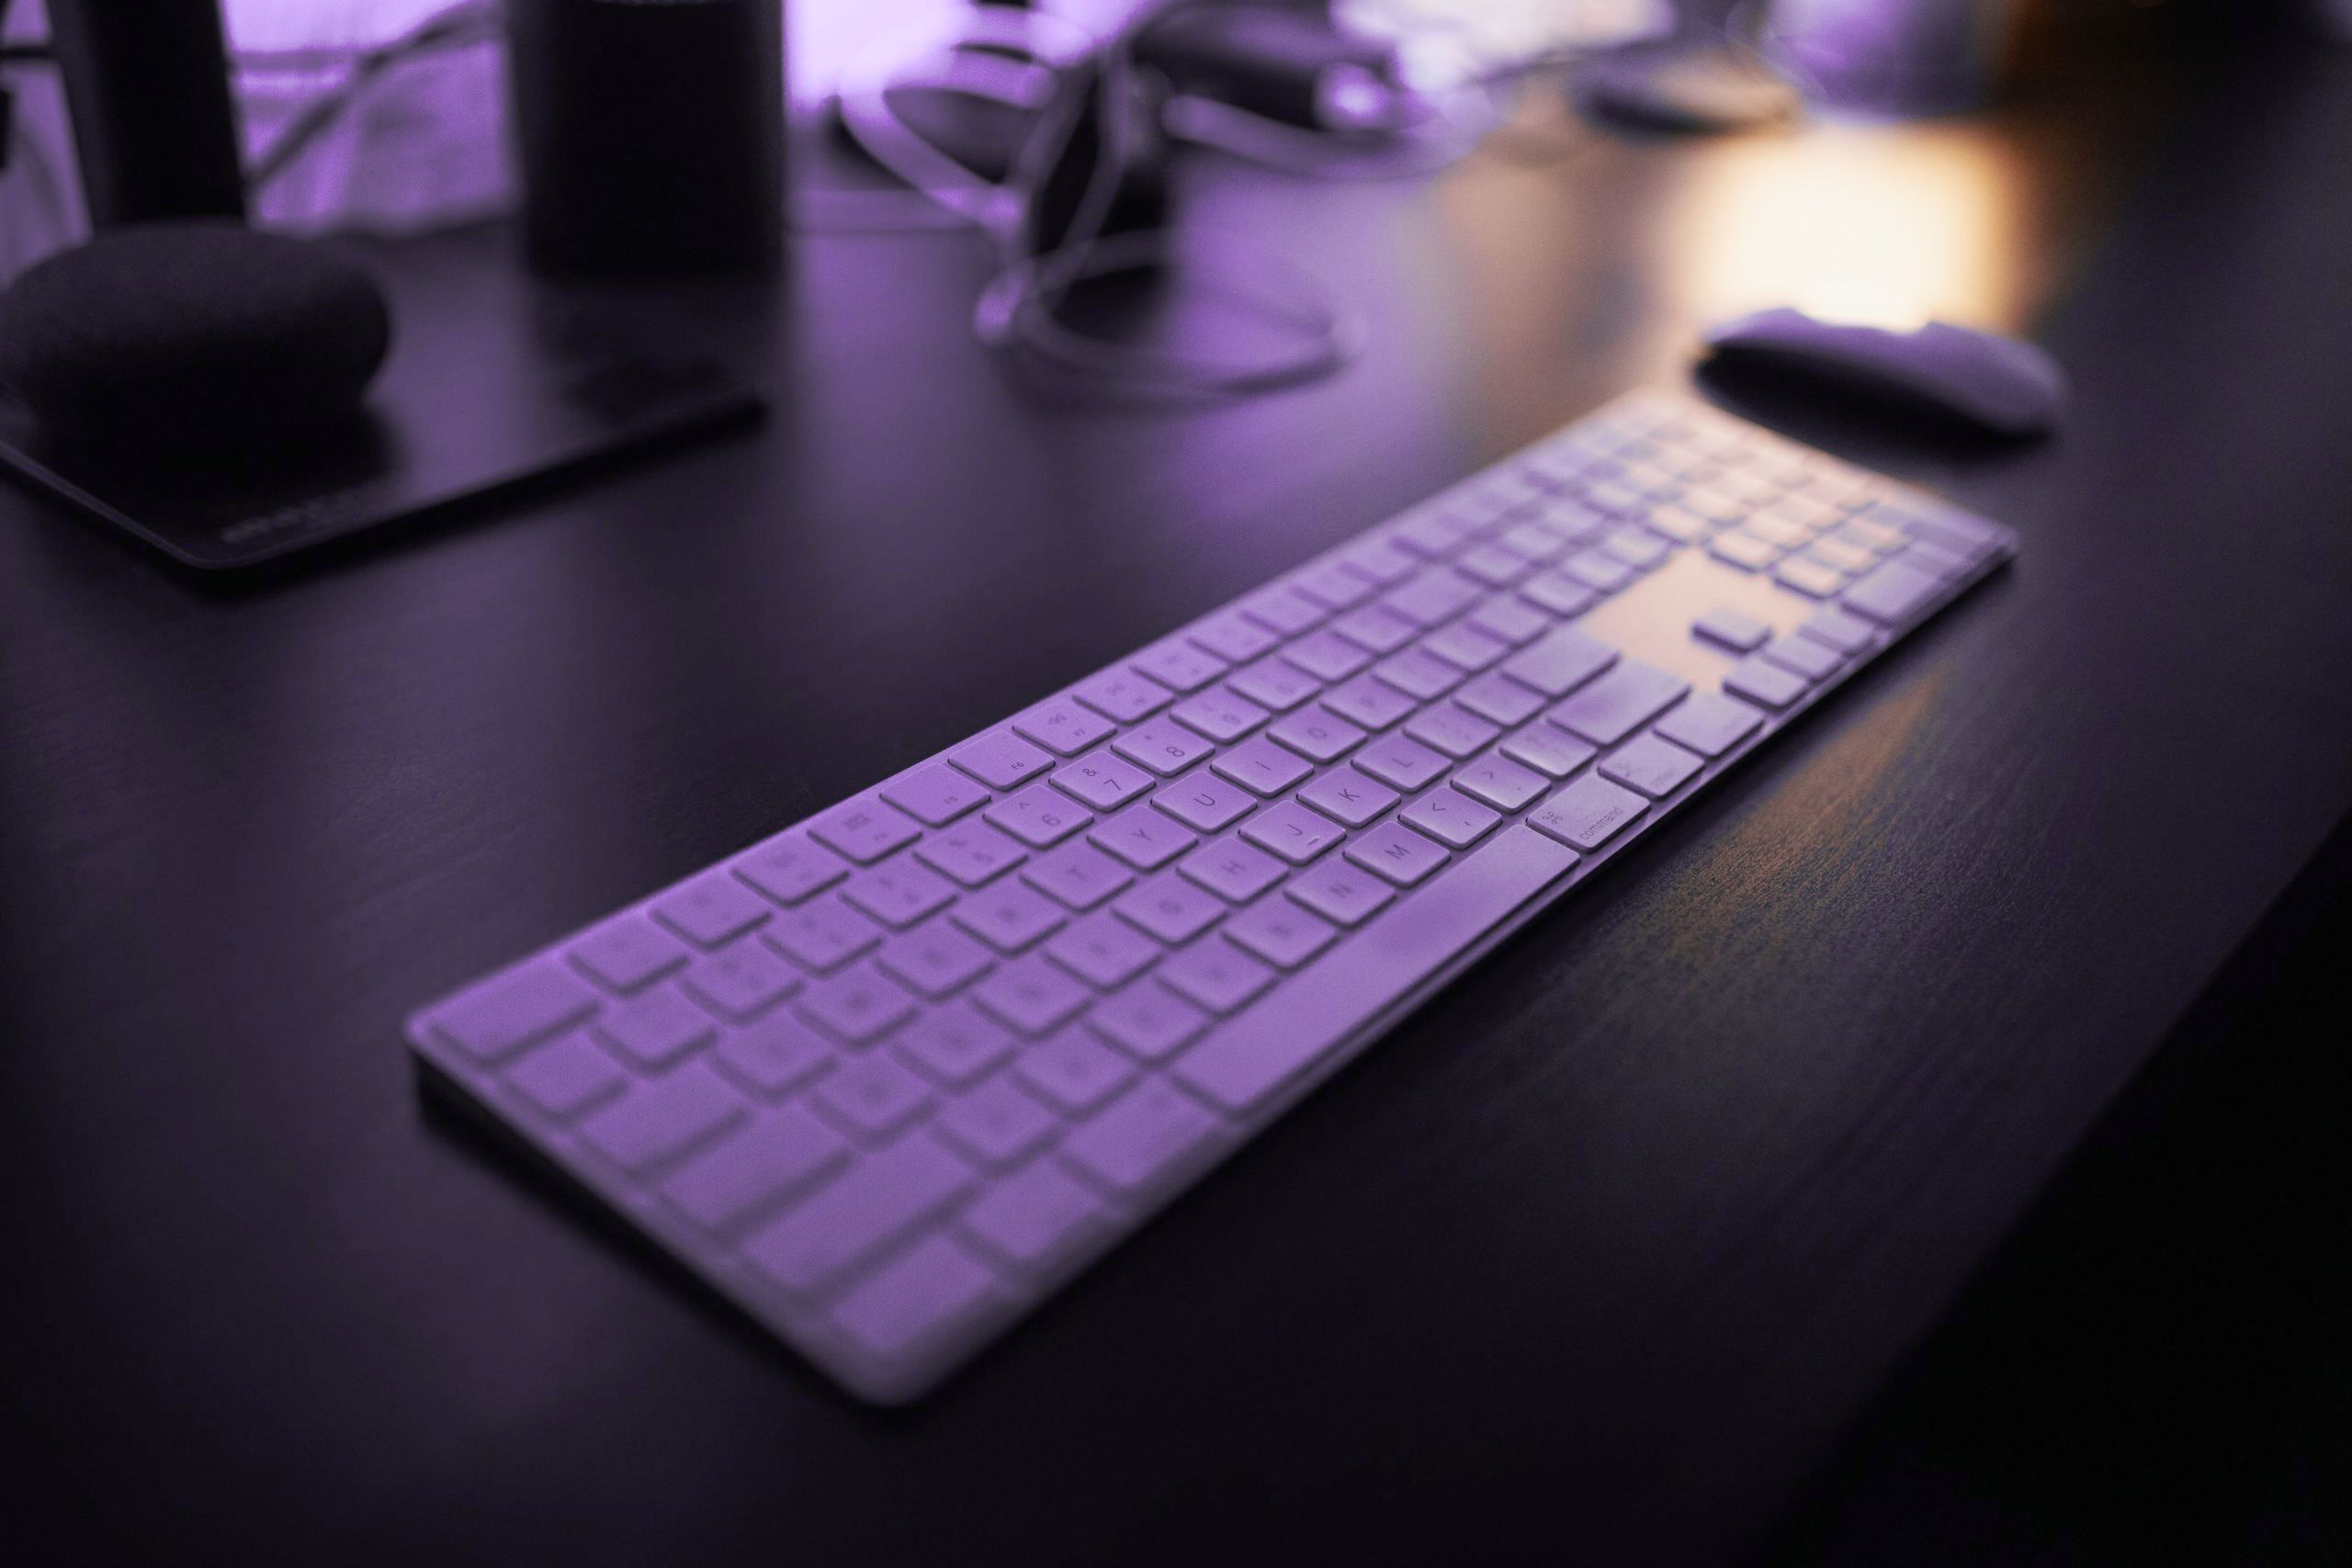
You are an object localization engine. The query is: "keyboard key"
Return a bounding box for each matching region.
[1050,749,1154,812]
[1282,629,1373,682]
[1652,691,1766,758]
[1774,557,1846,598]
[1172,689,1272,743]
[830,1235,1005,1365]
[972,954,1092,1036]
[1528,773,1649,850]
[1224,896,1339,968]
[1451,753,1548,813]
[1239,800,1344,864]
[1519,570,1599,616]
[1455,542,1530,587]
[571,912,691,994]
[1021,840,1136,911]
[1240,585,1328,636]
[1841,558,1946,624]
[741,1132,978,1300]
[579,1063,746,1177]
[1498,519,1571,562]
[1046,911,1160,988]
[1089,980,1210,1061]
[1088,803,1197,871]
[1710,531,1781,571]
[1796,604,1878,655]
[1266,709,1366,764]
[681,937,804,1021]
[1500,625,1618,697]
[1467,593,1553,646]
[734,832,852,908]
[1151,767,1256,832]
[1213,737,1314,796]
[1290,558,1380,610]
[506,1031,627,1122]
[1548,659,1690,747]
[809,797,925,864]
[1340,536,1419,584]
[1113,873,1226,944]
[1187,612,1279,663]
[1382,567,1484,626]
[1759,632,1843,681]
[662,1107,849,1235]
[1499,723,1597,779]
[934,1072,1061,1168]
[1804,536,1876,575]
[1018,1030,1136,1115]
[1321,673,1418,730]
[1283,860,1395,928]
[1405,704,1502,761]
[949,731,1056,793]
[1060,1079,1225,1200]
[1012,697,1115,758]
[984,783,1093,848]
[1345,820,1450,886]
[1180,838,1286,903]
[1227,657,1321,713]
[1724,656,1809,709]
[914,820,1028,888]
[1599,734,1706,798]
[1297,770,1399,828]
[710,1010,837,1097]
[1172,826,1577,1113]
[875,921,996,1000]
[1421,620,1511,672]
[1158,937,1277,1014]
[1072,668,1173,723]
[842,861,958,931]
[952,880,1067,953]
[1133,640,1227,693]
[1561,548,1635,593]
[1402,788,1502,849]
[768,896,884,972]
[1353,734,1450,793]
[1330,603,1421,654]
[1453,671,1545,728]
[880,763,989,829]
[1370,648,1464,702]
[596,982,719,1069]
[958,1159,1107,1271]
[1693,606,1771,653]
[652,870,773,948]
[892,1000,1017,1089]
[1600,526,1670,570]
[797,963,920,1046]
[815,1054,935,1139]
[1747,513,1813,548]
[1113,719,1216,777]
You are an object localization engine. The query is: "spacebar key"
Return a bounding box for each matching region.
[1171,826,1579,1114]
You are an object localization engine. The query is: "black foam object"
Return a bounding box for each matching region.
[0,220,390,450]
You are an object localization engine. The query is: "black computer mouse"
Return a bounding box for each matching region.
[0,220,391,452]
[1702,307,2068,438]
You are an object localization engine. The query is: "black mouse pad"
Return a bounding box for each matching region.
[0,239,763,571]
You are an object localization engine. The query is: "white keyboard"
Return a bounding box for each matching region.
[408,389,2017,1404]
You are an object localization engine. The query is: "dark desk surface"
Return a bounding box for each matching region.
[6,29,2350,1568]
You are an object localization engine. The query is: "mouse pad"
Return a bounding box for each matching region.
[0,240,763,571]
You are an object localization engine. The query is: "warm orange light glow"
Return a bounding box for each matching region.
[1667,124,2030,331]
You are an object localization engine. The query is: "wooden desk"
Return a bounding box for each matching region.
[5,28,2347,1567]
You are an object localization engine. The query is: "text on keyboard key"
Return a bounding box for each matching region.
[880,763,990,829]
[809,797,926,865]
[1528,773,1649,851]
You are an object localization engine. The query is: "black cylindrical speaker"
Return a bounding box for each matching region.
[46,0,247,227]
[505,0,786,276]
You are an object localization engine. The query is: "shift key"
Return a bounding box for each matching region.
[1171,826,1577,1113]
